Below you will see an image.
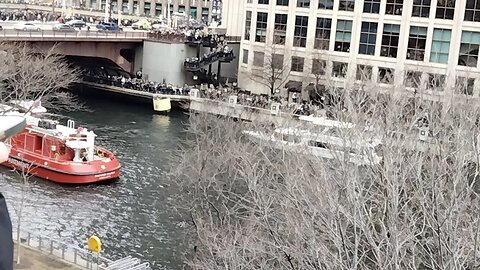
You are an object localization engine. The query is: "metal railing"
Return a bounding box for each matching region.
[13,230,151,270]
[0,29,148,40]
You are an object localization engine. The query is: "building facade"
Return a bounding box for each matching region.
[83,0,218,22]
[238,0,480,99]
[220,0,246,37]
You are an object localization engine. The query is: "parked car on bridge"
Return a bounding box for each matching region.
[131,19,151,30]
[66,19,86,28]
[96,22,123,32]
[14,22,40,32]
[52,23,76,32]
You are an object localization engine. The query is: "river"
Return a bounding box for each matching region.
[0,94,190,269]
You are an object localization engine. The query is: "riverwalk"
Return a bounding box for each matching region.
[13,230,151,270]
[14,243,79,270]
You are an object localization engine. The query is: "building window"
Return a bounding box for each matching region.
[244,11,252,40]
[315,18,331,50]
[144,2,151,15]
[276,0,289,6]
[378,68,394,84]
[318,0,334,9]
[459,31,480,67]
[359,22,377,55]
[456,77,475,95]
[407,26,428,61]
[428,74,445,91]
[430,29,451,64]
[312,59,326,76]
[335,20,352,52]
[272,54,284,69]
[154,3,162,16]
[436,0,455,19]
[465,0,480,21]
[356,65,372,81]
[412,0,431,17]
[201,8,209,21]
[253,52,265,67]
[339,0,355,11]
[364,0,380,13]
[380,24,400,58]
[177,5,185,14]
[405,71,423,88]
[274,14,288,45]
[255,12,268,42]
[242,49,249,64]
[293,16,308,47]
[297,0,310,7]
[386,0,403,15]
[332,62,348,78]
[190,6,197,18]
[258,0,269,4]
[291,57,305,72]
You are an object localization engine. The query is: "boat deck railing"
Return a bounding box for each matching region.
[13,229,151,270]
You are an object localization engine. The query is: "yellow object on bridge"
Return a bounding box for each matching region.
[153,95,171,113]
[87,236,102,253]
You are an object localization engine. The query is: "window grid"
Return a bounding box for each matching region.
[272,54,284,69]
[386,0,403,15]
[407,26,428,61]
[428,73,445,91]
[465,0,480,22]
[456,76,475,95]
[244,11,252,40]
[458,31,480,67]
[381,24,400,58]
[312,59,326,76]
[378,67,394,84]
[297,0,310,8]
[318,0,334,9]
[253,51,264,67]
[315,18,332,50]
[339,0,354,11]
[364,0,380,13]
[335,19,352,52]
[405,71,423,88]
[430,28,451,64]
[435,0,455,20]
[359,22,378,55]
[332,62,348,78]
[356,65,373,81]
[412,0,431,17]
[276,0,289,5]
[242,49,249,64]
[274,14,288,45]
[255,12,268,43]
[293,16,309,47]
[291,56,305,72]
[258,0,269,4]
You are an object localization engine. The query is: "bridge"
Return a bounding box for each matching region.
[0,28,147,42]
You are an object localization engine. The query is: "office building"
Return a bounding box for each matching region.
[238,0,480,99]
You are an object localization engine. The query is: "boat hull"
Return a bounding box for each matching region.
[3,154,120,184]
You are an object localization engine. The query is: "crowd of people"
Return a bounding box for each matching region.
[84,70,319,116]
[184,38,235,71]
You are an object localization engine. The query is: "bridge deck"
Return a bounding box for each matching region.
[0,29,146,42]
[81,81,191,102]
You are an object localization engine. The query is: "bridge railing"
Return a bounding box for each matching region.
[0,29,148,40]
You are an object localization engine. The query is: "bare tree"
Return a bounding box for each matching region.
[249,36,293,96]
[170,82,480,269]
[0,42,80,112]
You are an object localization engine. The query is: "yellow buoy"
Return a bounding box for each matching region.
[87,236,102,253]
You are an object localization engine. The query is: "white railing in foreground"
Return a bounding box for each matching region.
[13,230,151,270]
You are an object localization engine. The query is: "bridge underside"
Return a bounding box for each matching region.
[28,41,141,73]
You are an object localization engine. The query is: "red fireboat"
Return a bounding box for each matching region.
[2,116,121,184]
